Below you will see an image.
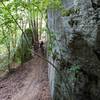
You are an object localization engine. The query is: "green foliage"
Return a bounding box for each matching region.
[61,7,80,16]
[25,28,33,44]
[52,50,59,61]
[61,8,70,16]
[48,0,62,9]
[66,65,80,85]
[68,65,80,73]
[54,64,80,100]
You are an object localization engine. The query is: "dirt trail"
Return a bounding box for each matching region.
[0,50,51,100]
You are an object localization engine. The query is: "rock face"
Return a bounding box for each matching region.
[47,0,100,100]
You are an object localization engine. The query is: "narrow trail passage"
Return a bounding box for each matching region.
[0,50,51,100]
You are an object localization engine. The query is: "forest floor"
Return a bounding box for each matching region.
[0,49,51,100]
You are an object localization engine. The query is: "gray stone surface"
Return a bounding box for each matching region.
[47,0,100,100]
